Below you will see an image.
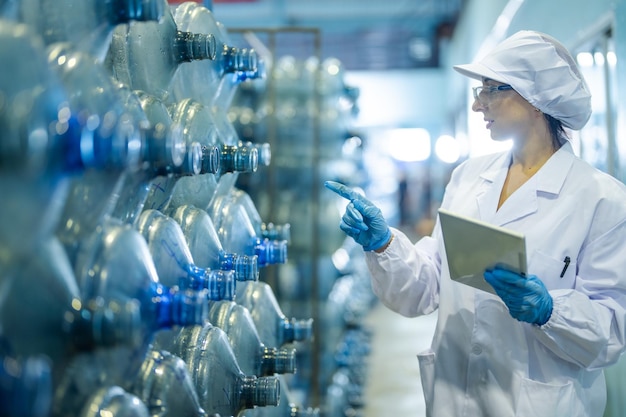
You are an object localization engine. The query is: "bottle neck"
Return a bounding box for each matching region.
[205,270,236,301]
[223,47,258,74]
[201,144,221,174]
[174,31,217,63]
[252,238,288,267]
[220,145,258,174]
[219,252,259,282]
[78,113,143,171]
[281,318,314,344]
[67,298,143,350]
[240,375,280,409]
[151,283,208,328]
[260,347,296,375]
[239,141,271,167]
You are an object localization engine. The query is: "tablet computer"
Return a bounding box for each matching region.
[438,208,528,294]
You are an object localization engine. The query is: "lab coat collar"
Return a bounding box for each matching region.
[476,142,575,226]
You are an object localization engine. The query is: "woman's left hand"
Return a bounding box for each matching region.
[484,267,553,325]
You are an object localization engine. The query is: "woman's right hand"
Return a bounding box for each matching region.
[324,181,392,252]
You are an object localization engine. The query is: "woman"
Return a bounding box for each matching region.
[325,31,626,417]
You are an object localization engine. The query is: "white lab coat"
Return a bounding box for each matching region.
[365,143,626,417]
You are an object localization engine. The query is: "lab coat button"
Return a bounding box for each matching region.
[471,344,483,355]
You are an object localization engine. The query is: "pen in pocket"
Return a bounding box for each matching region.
[560,256,571,278]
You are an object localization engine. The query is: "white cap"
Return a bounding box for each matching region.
[453,30,592,130]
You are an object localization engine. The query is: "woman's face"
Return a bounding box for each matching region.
[472,79,537,142]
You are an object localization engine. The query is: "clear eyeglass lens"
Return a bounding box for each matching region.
[473,86,490,101]
[473,86,506,102]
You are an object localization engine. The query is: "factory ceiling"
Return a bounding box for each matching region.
[212,0,465,70]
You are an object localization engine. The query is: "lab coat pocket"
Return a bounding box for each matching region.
[515,377,575,417]
[417,349,435,416]
[528,250,575,289]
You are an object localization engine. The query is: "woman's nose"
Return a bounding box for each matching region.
[472,98,485,112]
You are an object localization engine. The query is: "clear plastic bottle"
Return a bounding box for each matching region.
[116,84,188,173]
[167,204,259,282]
[17,0,164,61]
[136,91,209,214]
[169,97,257,179]
[210,20,262,111]
[207,182,287,267]
[0,237,144,375]
[0,355,52,417]
[72,217,208,342]
[156,323,280,417]
[46,43,145,171]
[106,1,217,102]
[0,21,83,176]
[245,375,320,417]
[136,209,236,301]
[56,169,132,266]
[130,349,205,417]
[235,280,313,348]
[169,98,221,176]
[135,91,197,176]
[206,300,296,377]
[78,386,151,417]
[170,1,258,106]
[169,1,263,187]
[231,187,290,243]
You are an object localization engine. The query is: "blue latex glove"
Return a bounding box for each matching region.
[324,181,391,251]
[484,267,553,325]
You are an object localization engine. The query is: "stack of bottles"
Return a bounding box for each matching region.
[0,1,316,416]
[229,50,371,415]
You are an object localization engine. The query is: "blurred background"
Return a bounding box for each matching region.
[1,0,626,416]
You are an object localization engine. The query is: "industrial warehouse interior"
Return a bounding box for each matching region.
[2,0,626,416]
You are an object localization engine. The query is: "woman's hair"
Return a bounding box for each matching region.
[545,113,568,149]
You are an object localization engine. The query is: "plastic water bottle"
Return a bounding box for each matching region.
[130,349,205,417]
[156,323,280,417]
[169,1,263,182]
[167,204,259,282]
[105,86,189,227]
[162,98,258,220]
[46,43,145,171]
[0,237,143,374]
[208,183,287,267]
[56,170,131,266]
[0,21,83,176]
[169,97,258,177]
[136,92,210,214]
[206,300,296,377]
[170,1,258,106]
[0,355,52,417]
[115,84,188,174]
[236,280,313,348]
[74,386,150,417]
[245,375,320,417]
[136,209,236,301]
[231,187,290,242]
[134,91,197,175]
[72,218,208,340]
[17,0,164,61]
[168,98,221,176]
[106,0,217,102]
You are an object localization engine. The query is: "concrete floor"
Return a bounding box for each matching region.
[361,302,437,417]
